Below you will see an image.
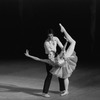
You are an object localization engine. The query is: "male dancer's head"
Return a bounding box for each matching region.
[46,29,56,61]
[47,29,55,41]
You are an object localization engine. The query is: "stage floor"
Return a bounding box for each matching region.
[0,60,99,100]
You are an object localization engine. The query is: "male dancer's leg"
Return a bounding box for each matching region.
[43,63,53,93]
[58,78,65,92]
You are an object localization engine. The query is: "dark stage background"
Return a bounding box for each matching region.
[0,0,100,66]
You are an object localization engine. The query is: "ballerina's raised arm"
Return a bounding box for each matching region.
[24,49,55,66]
[25,49,41,61]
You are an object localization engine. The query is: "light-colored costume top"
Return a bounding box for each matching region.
[44,36,63,60]
[50,51,78,79]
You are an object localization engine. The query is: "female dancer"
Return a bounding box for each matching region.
[25,23,78,96]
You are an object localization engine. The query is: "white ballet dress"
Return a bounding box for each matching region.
[50,51,78,79]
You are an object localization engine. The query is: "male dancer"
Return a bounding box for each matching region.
[42,29,65,97]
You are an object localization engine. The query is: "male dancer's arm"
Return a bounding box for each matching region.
[44,41,51,54]
[55,37,63,50]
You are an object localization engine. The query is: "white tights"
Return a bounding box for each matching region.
[64,78,69,92]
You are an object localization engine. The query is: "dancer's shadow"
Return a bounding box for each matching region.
[0,83,59,97]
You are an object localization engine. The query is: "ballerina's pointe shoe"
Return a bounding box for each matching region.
[60,91,69,96]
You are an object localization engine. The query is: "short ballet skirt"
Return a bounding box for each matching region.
[50,51,78,79]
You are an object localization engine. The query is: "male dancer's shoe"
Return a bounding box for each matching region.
[42,93,50,98]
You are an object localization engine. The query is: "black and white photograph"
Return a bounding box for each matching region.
[0,0,100,100]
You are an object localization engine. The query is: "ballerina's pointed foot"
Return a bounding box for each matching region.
[60,90,69,96]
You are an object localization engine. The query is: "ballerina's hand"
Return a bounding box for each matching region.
[25,49,30,57]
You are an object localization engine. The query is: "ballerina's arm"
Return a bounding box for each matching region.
[24,49,55,66]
